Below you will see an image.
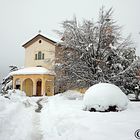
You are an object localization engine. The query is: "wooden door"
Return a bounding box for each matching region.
[36,81,42,96]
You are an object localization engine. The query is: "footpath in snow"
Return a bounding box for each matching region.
[0,90,47,140]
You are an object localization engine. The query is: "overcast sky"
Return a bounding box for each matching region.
[0,0,140,82]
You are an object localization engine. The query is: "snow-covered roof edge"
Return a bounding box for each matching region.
[10,67,56,76]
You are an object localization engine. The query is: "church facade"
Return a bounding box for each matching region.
[12,34,59,96]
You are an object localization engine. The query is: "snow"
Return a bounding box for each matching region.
[61,90,83,100]
[109,43,117,50]
[0,95,11,111]
[41,94,140,140]
[0,89,140,140]
[5,90,38,107]
[0,90,41,140]
[83,83,129,111]
[128,93,140,100]
[10,67,55,75]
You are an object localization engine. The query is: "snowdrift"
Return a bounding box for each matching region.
[83,83,129,112]
[62,90,83,100]
[4,90,37,107]
[0,90,37,140]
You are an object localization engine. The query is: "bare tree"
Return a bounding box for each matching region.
[55,7,140,99]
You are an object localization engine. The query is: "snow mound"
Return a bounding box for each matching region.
[83,83,129,112]
[62,90,83,100]
[4,90,37,107]
[5,90,26,102]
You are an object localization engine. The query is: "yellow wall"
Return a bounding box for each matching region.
[45,81,54,96]
[13,74,55,96]
[25,38,55,71]
[23,79,33,96]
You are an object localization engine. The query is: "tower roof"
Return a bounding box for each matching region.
[22,34,57,48]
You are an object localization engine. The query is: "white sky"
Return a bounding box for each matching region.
[0,0,140,81]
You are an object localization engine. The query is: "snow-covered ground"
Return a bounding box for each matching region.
[0,90,140,140]
[0,90,44,140]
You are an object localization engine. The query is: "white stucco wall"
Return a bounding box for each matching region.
[24,38,55,70]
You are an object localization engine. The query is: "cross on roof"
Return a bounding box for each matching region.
[38,30,41,34]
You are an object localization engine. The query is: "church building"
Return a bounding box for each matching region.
[11,34,59,96]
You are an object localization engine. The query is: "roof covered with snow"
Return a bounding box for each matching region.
[22,34,57,48]
[10,67,55,76]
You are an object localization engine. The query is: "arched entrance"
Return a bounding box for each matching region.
[23,78,33,96]
[15,79,21,90]
[36,80,42,96]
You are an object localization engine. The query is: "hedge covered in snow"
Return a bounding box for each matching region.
[83,83,129,112]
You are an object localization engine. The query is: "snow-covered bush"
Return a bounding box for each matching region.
[62,90,83,100]
[83,83,129,112]
[5,89,26,102]
[1,65,19,94]
[127,93,140,101]
[4,90,37,107]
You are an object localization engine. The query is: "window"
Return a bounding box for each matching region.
[39,40,42,43]
[35,51,45,60]
[35,54,37,60]
[38,51,42,60]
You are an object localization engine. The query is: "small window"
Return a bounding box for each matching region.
[39,40,42,43]
[35,54,37,60]
[42,53,44,59]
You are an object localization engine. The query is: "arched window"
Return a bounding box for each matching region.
[38,51,42,60]
[35,51,45,60]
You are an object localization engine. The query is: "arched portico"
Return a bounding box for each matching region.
[12,70,55,96]
[23,78,33,96]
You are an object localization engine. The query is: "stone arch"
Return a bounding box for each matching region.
[23,78,33,96]
[36,79,42,96]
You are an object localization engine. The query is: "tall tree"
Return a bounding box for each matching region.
[56,7,140,99]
